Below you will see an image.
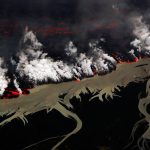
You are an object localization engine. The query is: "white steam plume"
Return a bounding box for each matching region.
[15,29,116,86]
[16,30,74,83]
[0,58,9,95]
[131,16,150,56]
[88,40,116,74]
[76,53,94,77]
[13,77,22,94]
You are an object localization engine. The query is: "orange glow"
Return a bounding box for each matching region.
[74,78,81,83]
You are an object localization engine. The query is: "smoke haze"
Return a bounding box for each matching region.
[0,0,150,96]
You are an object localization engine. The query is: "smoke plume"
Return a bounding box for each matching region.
[0,0,150,96]
[0,58,9,95]
[131,16,150,56]
[14,29,116,86]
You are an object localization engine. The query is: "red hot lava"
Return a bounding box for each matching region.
[1,88,30,99]
[1,53,146,99]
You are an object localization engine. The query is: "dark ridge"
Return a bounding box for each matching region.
[136,64,148,68]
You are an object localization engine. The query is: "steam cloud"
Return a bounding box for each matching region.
[131,16,150,56]
[0,58,9,95]
[15,29,116,85]
[0,27,118,96]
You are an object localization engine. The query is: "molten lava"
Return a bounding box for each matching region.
[0,52,147,99]
[1,88,30,99]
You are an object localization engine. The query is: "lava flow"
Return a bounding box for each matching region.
[0,55,146,100]
[1,88,30,99]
